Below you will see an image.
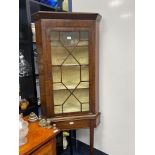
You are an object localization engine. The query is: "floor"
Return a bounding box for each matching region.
[59,139,108,155]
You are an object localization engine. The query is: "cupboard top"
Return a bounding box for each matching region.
[19,117,60,155]
[32,11,102,21]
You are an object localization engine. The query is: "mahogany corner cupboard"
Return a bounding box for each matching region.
[32,11,101,154]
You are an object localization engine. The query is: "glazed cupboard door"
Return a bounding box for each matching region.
[49,30,90,115]
[34,12,101,119]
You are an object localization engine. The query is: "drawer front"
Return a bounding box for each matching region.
[53,119,90,130]
[31,139,56,155]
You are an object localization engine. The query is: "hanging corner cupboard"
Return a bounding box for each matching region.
[33,11,101,154]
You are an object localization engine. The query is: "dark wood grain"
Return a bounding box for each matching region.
[32,11,101,21]
[90,121,95,155]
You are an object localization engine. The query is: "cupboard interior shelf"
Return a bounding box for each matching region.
[52,64,89,67]
[53,82,89,90]
[51,45,88,48]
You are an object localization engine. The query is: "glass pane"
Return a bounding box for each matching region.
[53,83,66,90]
[80,31,88,40]
[53,90,70,106]
[51,32,59,40]
[51,41,62,47]
[72,47,89,65]
[60,32,79,47]
[52,66,61,83]
[62,66,80,89]
[51,47,69,65]
[77,82,89,89]
[50,30,90,114]
[73,89,89,103]
[63,95,81,113]
[82,103,89,111]
[78,41,88,46]
[54,106,62,114]
[81,65,89,81]
[63,55,79,66]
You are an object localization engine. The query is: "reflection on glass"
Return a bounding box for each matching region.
[60,32,79,47]
[19,49,32,77]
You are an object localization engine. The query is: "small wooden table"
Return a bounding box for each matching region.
[19,119,60,155]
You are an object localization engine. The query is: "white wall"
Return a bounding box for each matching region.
[72,0,134,155]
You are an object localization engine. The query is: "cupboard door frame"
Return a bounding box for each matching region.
[39,20,96,117]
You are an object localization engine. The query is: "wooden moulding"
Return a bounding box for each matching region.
[49,112,101,130]
[32,11,102,21]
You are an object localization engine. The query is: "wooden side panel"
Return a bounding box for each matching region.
[53,119,91,130]
[35,20,53,117]
[31,139,56,155]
